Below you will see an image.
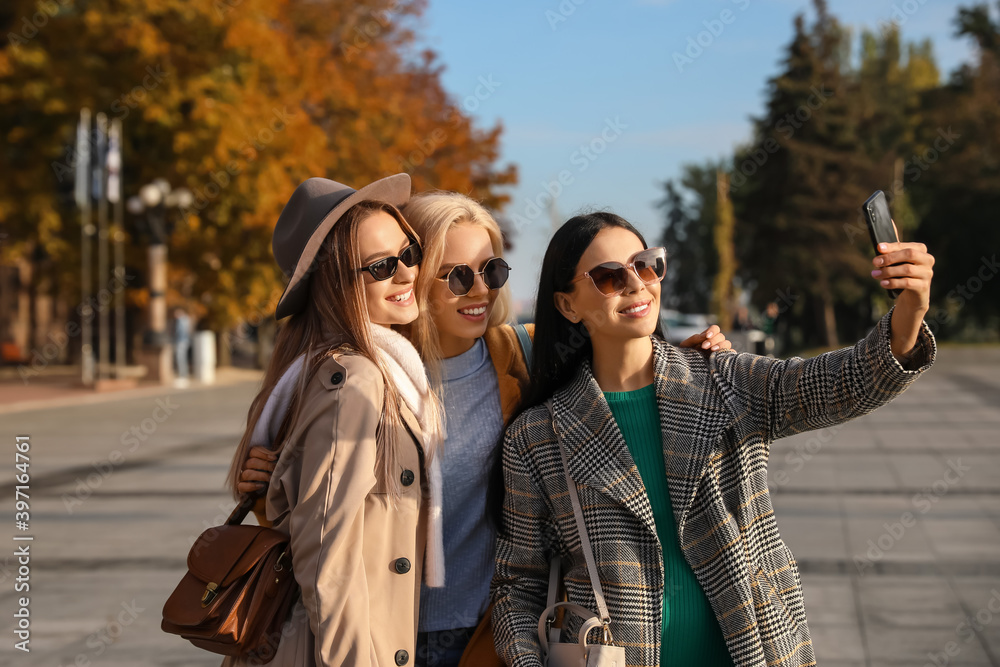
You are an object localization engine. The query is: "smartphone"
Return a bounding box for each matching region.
[862,190,901,299]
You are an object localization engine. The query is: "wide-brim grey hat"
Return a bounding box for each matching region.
[272,173,411,319]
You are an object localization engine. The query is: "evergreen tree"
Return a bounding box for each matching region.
[910,2,1000,338]
[658,1,994,348]
[657,162,721,314]
[733,0,871,348]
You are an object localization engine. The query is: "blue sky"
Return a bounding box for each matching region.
[416,0,973,307]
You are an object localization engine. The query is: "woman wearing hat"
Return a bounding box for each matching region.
[224,173,446,667]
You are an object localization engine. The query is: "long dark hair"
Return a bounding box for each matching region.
[487,211,664,531]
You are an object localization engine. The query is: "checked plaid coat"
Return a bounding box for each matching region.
[491,311,935,667]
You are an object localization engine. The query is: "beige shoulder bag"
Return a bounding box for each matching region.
[539,402,627,667]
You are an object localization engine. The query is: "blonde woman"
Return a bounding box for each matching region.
[393,192,728,667]
[399,192,529,667]
[225,174,445,667]
[239,191,730,667]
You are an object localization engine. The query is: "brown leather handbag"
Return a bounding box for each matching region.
[161,494,299,663]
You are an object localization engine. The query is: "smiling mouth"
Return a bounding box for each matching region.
[458,304,488,316]
[387,288,413,303]
[619,300,651,315]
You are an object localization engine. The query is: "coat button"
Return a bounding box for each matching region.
[394,649,409,665]
[400,469,414,486]
[394,557,411,574]
[330,371,344,385]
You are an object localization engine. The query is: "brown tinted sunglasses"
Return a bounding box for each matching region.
[569,247,667,296]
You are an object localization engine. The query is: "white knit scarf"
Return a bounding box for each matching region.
[368,323,446,588]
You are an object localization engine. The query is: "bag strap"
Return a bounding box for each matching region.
[546,555,561,610]
[559,443,613,628]
[546,400,614,635]
[225,491,263,526]
[514,323,533,368]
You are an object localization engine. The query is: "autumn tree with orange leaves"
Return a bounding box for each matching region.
[0,0,516,343]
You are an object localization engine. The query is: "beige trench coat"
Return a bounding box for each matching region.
[224,350,427,667]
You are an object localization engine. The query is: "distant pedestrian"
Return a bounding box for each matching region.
[734,304,754,331]
[173,308,192,379]
[761,301,780,335]
[762,300,782,356]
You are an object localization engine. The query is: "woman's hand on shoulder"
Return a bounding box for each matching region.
[678,324,732,353]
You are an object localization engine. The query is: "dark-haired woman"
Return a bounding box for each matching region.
[490,212,936,667]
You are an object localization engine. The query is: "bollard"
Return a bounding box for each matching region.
[192,330,216,384]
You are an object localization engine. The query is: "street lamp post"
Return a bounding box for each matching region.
[127,180,192,384]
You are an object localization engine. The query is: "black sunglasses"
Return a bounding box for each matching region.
[358,241,423,281]
[569,247,666,297]
[437,257,510,296]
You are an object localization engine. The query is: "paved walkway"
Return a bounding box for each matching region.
[769,347,1000,666]
[0,365,263,415]
[0,347,996,666]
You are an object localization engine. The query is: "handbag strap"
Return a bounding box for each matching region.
[225,490,264,526]
[514,323,533,367]
[546,556,561,610]
[546,400,613,631]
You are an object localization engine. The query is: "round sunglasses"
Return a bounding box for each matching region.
[357,241,423,281]
[436,257,511,296]
[569,246,667,296]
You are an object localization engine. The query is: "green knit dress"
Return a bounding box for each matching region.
[603,383,734,666]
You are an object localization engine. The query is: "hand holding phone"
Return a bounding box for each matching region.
[860,190,936,360]
[862,190,901,299]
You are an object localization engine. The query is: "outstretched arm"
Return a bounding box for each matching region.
[711,241,936,445]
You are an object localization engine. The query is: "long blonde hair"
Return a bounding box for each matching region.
[227,200,419,500]
[401,191,513,385]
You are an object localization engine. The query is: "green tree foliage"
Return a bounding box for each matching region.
[656,162,721,314]
[908,3,1000,338]
[660,1,998,349]
[854,27,938,236]
[733,0,872,348]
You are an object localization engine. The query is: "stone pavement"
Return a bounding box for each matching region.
[0,373,261,666]
[769,346,1000,667]
[0,365,263,416]
[0,346,996,666]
